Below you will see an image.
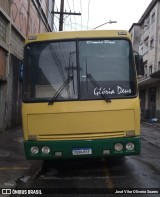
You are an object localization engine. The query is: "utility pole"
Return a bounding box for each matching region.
[59,0,64,31]
[52,0,81,31]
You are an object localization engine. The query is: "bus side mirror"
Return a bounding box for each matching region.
[135,55,144,76]
[19,61,24,82]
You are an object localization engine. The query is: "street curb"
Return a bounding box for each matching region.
[141,122,160,128]
[11,160,43,193]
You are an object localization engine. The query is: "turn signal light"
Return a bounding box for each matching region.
[30,146,39,154]
[114,143,123,151]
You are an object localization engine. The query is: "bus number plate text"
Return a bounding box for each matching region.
[72,148,92,155]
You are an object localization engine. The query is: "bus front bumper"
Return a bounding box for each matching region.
[24,136,140,160]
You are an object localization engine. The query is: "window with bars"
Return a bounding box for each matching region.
[149,65,152,75]
[144,37,149,54]
[11,28,24,59]
[0,14,7,43]
[150,39,154,49]
[158,61,160,70]
[144,61,148,77]
[0,47,6,78]
[151,13,155,24]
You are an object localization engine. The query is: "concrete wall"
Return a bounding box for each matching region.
[10,0,53,36]
[130,0,160,122]
[0,0,54,131]
[130,25,142,53]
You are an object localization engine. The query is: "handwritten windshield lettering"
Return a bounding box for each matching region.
[87,40,115,45]
[94,87,115,96]
[117,86,131,94]
[94,86,131,96]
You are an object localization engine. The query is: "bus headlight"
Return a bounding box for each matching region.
[126,142,135,151]
[42,146,51,154]
[114,143,123,151]
[31,146,39,154]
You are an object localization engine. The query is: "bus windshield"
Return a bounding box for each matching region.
[23,39,137,102]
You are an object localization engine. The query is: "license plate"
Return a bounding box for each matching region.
[72,148,92,155]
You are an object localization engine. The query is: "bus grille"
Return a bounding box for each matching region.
[38,131,125,141]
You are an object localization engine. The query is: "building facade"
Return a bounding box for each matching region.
[0,0,54,131]
[130,0,160,121]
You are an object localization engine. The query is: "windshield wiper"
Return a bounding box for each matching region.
[85,59,111,103]
[86,74,111,103]
[48,76,73,105]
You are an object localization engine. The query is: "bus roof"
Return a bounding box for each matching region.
[25,30,131,44]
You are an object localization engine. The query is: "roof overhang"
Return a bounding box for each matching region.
[150,70,160,78]
[138,77,160,87]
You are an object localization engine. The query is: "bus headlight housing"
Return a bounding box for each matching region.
[126,142,135,151]
[114,143,123,152]
[42,146,51,154]
[31,146,39,154]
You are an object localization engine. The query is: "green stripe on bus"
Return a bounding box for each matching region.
[24,136,140,160]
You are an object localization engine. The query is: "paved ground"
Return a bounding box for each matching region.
[0,128,42,192]
[0,123,159,196]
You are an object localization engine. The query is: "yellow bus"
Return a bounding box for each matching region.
[22,30,143,159]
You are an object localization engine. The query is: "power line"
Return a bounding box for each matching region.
[64,22,92,30]
[66,0,72,31]
[52,0,81,31]
[80,0,82,30]
[87,0,91,29]
[67,0,71,11]
[72,0,76,30]
[54,0,59,11]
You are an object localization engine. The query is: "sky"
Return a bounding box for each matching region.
[54,0,152,31]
